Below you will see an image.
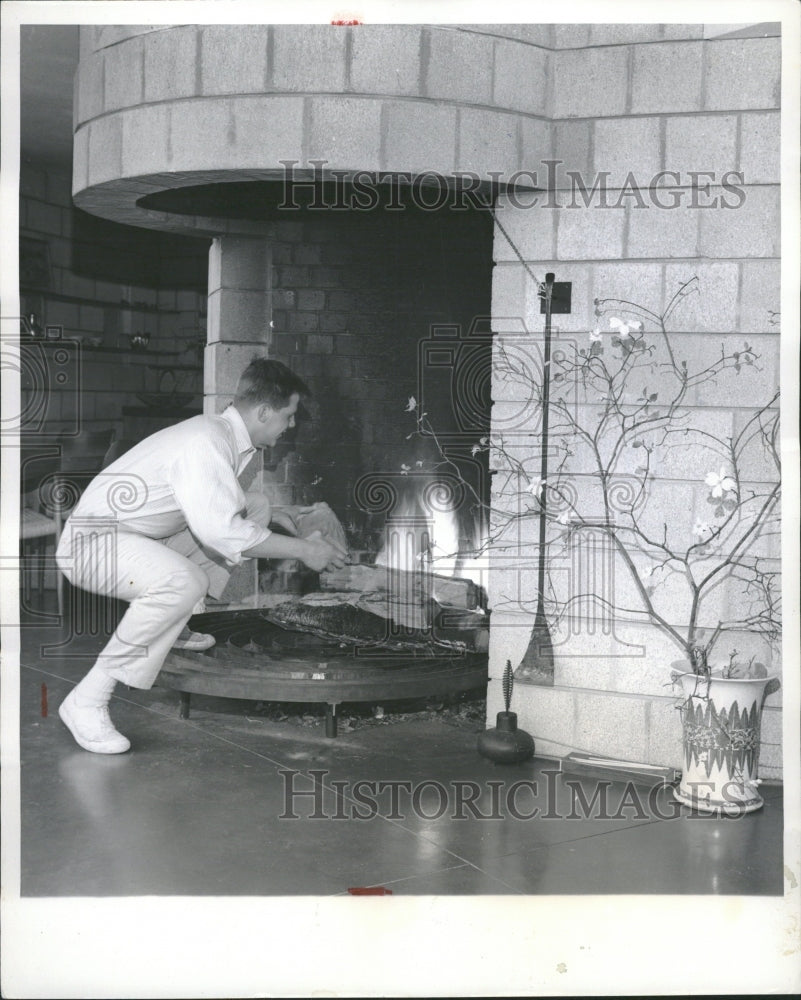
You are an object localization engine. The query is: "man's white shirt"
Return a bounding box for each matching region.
[69,406,271,564]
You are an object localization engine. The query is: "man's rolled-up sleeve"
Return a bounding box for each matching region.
[170,438,271,564]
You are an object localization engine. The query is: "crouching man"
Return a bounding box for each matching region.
[55,358,347,754]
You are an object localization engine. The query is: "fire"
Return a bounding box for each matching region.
[374,487,488,592]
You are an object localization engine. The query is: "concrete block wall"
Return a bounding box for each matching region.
[72,25,552,231]
[487,24,782,777]
[19,160,206,441]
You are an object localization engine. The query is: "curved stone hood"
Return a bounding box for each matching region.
[72,24,551,235]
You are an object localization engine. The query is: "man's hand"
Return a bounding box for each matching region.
[301,530,348,572]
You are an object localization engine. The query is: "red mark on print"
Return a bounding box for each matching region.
[348,886,393,895]
[41,683,48,717]
[331,15,362,25]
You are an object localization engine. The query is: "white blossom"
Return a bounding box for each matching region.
[405,396,417,412]
[609,316,643,339]
[527,477,546,499]
[704,467,736,498]
[589,326,603,342]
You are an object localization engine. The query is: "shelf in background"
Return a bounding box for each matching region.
[19,338,184,358]
[21,287,180,314]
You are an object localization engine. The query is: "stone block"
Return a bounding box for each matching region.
[739,112,780,184]
[168,99,237,172]
[24,199,62,236]
[278,266,309,287]
[143,26,198,102]
[350,25,422,97]
[47,236,72,269]
[698,184,780,258]
[490,262,525,327]
[20,164,47,200]
[306,334,334,354]
[704,38,780,110]
[271,289,296,310]
[739,259,781,333]
[232,95,305,170]
[551,25,591,48]
[487,614,540,678]
[74,52,104,125]
[665,114,738,179]
[272,25,347,92]
[45,169,72,209]
[293,245,324,268]
[216,289,270,343]
[87,114,123,186]
[551,119,591,190]
[217,237,271,291]
[519,116,553,173]
[288,312,319,333]
[457,108,518,178]
[758,706,782,778]
[310,267,340,288]
[665,261,741,333]
[104,35,144,112]
[590,24,663,45]
[590,261,664,320]
[594,117,662,189]
[383,101,457,176]
[308,96,383,172]
[575,691,649,762]
[630,41,704,114]
[200,25,269,96]
[553,46,629,118]
[426,28,494,105]
[120,103,170,178]
[626,200,699,258]
[556,203,626,260]
[493,37,550,115]
[646,697,684,769]
[493,196,556,261]
[204,342,270,396]
[297,289,325,311]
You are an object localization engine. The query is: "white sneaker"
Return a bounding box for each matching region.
[173,629,216,651]
[59,691,131,754]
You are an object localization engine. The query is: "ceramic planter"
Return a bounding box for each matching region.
[673,672,775,815]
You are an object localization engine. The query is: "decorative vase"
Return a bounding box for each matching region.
[477,710,535,764]
[673,672,776,815]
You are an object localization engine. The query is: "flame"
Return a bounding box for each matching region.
[374,487,488,591]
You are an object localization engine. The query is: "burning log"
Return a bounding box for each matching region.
[319,563,479,610]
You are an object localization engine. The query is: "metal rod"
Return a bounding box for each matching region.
[536,273,554,614]
[179,691,191,720]
[325,702,338,738]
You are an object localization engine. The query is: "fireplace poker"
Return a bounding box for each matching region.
[515,271,556,682]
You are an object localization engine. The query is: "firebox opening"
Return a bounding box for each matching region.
[194,185,496,606]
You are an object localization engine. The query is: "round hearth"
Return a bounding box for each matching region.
[158,610,488,737]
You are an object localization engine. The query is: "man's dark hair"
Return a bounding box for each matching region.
[234,358,309,409]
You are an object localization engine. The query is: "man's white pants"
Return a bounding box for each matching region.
[55,493,271,690]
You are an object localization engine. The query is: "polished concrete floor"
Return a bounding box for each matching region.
[16,611,784,897]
